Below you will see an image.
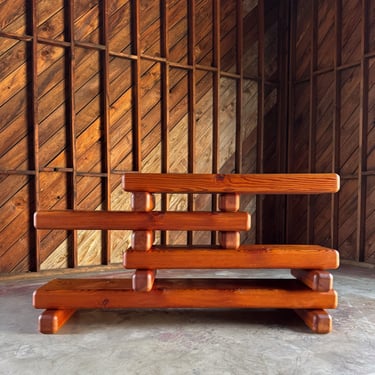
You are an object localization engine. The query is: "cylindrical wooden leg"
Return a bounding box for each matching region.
[130,192,156,291]
[219,193,241,249]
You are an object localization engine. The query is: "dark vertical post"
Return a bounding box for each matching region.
[286,0,297,242]
[101,0,111,264]
[235,0,243,174]
[30,0,41,271]
[256,0,265,243]
[212,0,220,244]
[160,0,169,245]
[65,0,78,268]
[131,0,142,171]
[307,0,317,243]
[277,0,290,243]
[357,0,368,261]
[187,0,196,245]
[331,0,342,249]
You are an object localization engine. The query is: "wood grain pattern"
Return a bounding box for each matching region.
[34,210,251,231]
[132,270,156,292]
[131,192,155,211]
[38,309,76,334]
[33,278,338,309]
[124,245,340,270]
[122,173,340,194]
[218,231,241,249]
[218,193,240,212]
[131,230,154,251]
[291,269,333,291]
[294,309,332,334]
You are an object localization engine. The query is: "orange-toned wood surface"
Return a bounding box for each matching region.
[33,278,337,310]
[124,245,339,270]
[131,230,154,251]
[34,210,251,231]
[132,270,156,292]
[219,193,240,211]
[291,269,333,292]
[218,232,241,249]
[294,309,332,334]
[131,192,155,212]
[38,309,76,334]
[123,173,340,194]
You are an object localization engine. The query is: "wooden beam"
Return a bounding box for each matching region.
[122,173,340,194]
[38,309,76,334]
[34,210,251,231]
[295,309,332,334]
[33,278,338,310]
[291,269,333,291]
[124,245,339,270]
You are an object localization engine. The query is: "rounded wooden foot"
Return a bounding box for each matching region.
[295,309,332,333]
[39,309,76,334]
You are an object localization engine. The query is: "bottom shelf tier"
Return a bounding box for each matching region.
[33,278,337,334]
[33,278,337,310]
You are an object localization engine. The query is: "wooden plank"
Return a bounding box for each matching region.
[124,245,340,270]
[33,278,338,310]
[34,210,251,231]
[38,309,76,334]
[122,173,340,194]
[295,309,332,334]
[291,269,333,292]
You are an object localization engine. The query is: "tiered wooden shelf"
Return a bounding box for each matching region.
[33,173,340,334]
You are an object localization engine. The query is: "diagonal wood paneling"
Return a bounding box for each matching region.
[0,0,260,273]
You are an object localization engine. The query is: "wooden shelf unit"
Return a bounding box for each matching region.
[33,173,340,334]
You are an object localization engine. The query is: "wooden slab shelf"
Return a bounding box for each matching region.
[34,278,338,310]
[33,173,340,333]
[124,245,339,270]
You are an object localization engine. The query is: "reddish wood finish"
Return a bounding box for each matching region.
[218,232,241,249]
[131,192,155,212]
[122,173,340,194]
[33,278,337,310]
[34,211,251,231]
[291,269,333,292]
[131,231,154,251]
[295,309,332,334]
[124,245,339,270]
[219,193,240,212]
[132,270,156,292]
[38,309,76,334]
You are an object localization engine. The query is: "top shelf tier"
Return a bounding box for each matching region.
[122,173,340,194]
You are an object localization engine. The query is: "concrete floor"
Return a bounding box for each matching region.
[0,265,374,375]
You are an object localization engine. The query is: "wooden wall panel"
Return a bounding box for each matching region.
[284,0,375,264]
[0,0,260,274]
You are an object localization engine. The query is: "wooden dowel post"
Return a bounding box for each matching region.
[219,193,241,249]
[130,192,156,292]
[291,269,333,292]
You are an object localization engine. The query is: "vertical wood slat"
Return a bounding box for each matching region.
[160,0,169,246]
[211,0,220,245]
[276,0,290,243]
[131,0,142,171]
[235,0,243,174]
[331,0,342,250]
[187,0,196,246]
[30,0,40,272]
[357,0,368,261]
[256,0,265,243]
[286,0,297,242]
[65,0,78,268]
[307,0,318,243]
[101,0,111,264]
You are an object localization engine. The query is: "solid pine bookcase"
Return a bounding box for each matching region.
[33,173,340,334]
